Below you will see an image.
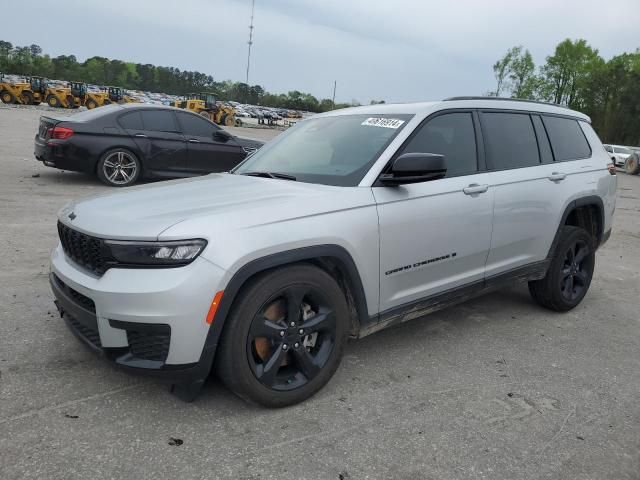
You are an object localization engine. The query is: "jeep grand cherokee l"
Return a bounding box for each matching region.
[50,97,617,407]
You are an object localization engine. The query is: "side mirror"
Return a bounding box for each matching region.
[214,130,231,142]
[379,153,446,185]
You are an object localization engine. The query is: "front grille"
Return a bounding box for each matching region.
[127,327,171,362]
[57,222,108,276]
[53,274,95,312]
[67,315,102,348]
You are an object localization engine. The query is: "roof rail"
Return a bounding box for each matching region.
[443,96,569,109]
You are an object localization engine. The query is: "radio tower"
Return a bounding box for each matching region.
[245,0,255,85]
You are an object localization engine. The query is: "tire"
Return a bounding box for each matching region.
[21,91,34,105]
[85,99,98,109]
[224,115,236,127]
[1,90,16,104]
[96,149,141,187]
[625,154,640,175]
[46,95,60,108]
[528,226,595,311]
[216,264,349,407]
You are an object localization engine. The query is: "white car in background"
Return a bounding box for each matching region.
[604,144,633,167]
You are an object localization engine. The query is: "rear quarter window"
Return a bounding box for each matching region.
[118,111,143,130]
[542,116,591,161]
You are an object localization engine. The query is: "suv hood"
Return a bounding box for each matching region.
[58,174,374,240]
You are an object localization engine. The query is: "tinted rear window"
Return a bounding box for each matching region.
[141,110,178,132]
[482,112,540,169]
[118,111,143,130]
[542,116,591,161]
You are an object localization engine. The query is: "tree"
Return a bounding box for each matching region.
[509,48,536,99]
[540,39,601,107]
[492,47,518,96]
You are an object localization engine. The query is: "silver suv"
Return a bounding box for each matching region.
[50,97,617,407]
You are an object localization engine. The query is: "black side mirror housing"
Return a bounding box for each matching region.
[214,130,231,142]
[379,153,446,185]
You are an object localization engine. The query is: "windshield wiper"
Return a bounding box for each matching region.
[240,171,297,181]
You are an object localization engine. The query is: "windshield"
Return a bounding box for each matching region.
[233,114,412,186]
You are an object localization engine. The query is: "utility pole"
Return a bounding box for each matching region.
[332,80,337,107]
[245,0,255,86]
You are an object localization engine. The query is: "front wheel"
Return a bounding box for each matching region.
[96,149,141,187]
[1,90,16,104]
[529,226,595,311]
[46,95,61,108]
[216,264,349,407]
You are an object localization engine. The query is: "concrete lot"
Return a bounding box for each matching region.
[0,106,638,479]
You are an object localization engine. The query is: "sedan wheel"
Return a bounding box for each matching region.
[97,149,140,187]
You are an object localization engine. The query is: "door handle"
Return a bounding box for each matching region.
[463,183,489,195]
[548,172,566,182]
[188,139,200,143]
[134,133,147,138]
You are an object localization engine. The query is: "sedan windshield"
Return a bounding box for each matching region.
[233,114,413,186]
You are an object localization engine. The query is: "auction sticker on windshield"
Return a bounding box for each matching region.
[361,118,405,129]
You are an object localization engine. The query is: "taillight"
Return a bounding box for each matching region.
[47,126,74,140]
[607,163,616,175]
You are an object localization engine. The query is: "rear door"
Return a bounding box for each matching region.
[482,111,577,276]
[175,112,247,173]
[374,111,494,312]
[119,109,187,174]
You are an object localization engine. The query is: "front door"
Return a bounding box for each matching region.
[176,112,246,173]
[373,111,494,313]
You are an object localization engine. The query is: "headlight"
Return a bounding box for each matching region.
[105,239,207,267]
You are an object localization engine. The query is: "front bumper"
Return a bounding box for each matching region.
[50,243,227,382]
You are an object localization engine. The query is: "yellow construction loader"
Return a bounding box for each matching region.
[0,76,74,107]
[173,93,237,126]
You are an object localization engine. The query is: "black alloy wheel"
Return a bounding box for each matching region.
[247,285,337,391]
[559,239,593,302]
[529,226,595,311]
[216,264,349,407]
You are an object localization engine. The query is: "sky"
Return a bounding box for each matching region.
[3,0,639,104]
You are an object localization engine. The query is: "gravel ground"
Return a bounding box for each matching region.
[0,106,639,480]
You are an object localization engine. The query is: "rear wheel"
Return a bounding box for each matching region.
[216,264,349,407]
[1,90,16,104]
[47,95,60,108]
[529,226,595,311]
[625,155,640,175]
[21,91,34,105]
[96,149,141,187]
[224,114,236,127]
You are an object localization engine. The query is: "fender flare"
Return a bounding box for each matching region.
[547,195,605,258]
[197,244,369,370]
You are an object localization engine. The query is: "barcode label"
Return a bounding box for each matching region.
[361,117,405,129]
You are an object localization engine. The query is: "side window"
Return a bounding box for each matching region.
[542,116,591,161]
[118,111,143,130]
[482,112,540,170]
[140,110,178,132]
[177,112,219,137]
[604,145,613,153]
[531,115,554,163]
[398,112,477,177]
